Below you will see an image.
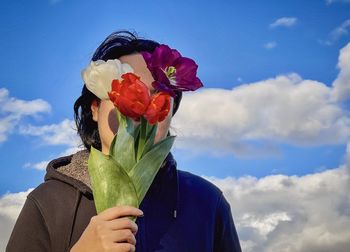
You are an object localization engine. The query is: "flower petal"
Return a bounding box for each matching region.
[173,57,197,82]
[140,44,203,96]
[82,59,134,100]
[109,73,151,120]
[152,81,176,97]
[148,44,181,69]
[144,92,171,124]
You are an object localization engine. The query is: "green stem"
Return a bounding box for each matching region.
[136,117,147,161]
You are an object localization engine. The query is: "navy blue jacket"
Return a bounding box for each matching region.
[7,150,241,252]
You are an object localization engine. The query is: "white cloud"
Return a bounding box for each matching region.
[239,211,291,237]
[19,119,85,170]
[59,146,85,156]
[23,160,49,170]
[264,41,277,50]
[172,42,350,157]
[19,119,82,147]
[326,0,350,4]
[0,88,51,143]
[331,42,350,101]
[0,188,33,251]
[321,19,350,45]
[204,163,350,252]
[269,17,298,28]
[0,189,33,220]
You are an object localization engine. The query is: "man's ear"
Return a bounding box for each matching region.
[91,99,99,122]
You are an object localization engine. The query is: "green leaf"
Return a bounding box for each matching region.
[136,117,157,161]
[88,146,139,218]
[110,113,139,173]
[145,117,154,138]
[136,117,147,161]
[109,132,117,157]
[141,124,157,158]
[128,136,175,202]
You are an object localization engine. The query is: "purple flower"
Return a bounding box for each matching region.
[141,44,203,97]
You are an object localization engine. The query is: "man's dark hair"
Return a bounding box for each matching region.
[74,31,182,151]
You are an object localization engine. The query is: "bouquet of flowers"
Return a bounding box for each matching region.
[81,45,203,221]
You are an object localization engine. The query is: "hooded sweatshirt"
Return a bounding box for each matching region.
[6,149,241,252]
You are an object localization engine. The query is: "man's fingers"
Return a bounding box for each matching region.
[107,217,138,234]
[115,243,136,252]
[98,205,143,221]
[107,229,137,245]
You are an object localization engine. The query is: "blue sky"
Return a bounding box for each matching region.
[1,1,350,251]
[1,0,350,193]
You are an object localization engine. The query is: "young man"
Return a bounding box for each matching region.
[7,31,242,252]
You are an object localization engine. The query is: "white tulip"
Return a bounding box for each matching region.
[81,59,134,100]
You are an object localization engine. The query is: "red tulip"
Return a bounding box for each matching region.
[144,92,171,125]
[108,73,151,121]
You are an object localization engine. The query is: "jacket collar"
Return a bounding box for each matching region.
[44,149,179,217]
[44,149,92,195]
